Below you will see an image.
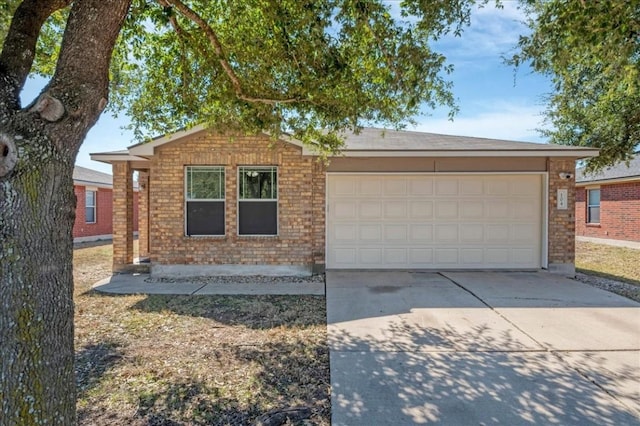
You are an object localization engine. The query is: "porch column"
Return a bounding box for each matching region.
[112,161,133,270]
[138,170,150,258]
[547,157,577,275]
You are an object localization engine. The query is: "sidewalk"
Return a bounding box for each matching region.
[93,274,325,296]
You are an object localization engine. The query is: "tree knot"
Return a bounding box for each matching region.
[29,93,65,122]
[0,133,18,178]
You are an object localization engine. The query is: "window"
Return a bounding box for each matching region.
[587,188,600,223]
[185,166,225,236]
[238,166,277,235]
[85,190,96,223]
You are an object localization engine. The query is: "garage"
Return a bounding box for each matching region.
[326,173,544,269]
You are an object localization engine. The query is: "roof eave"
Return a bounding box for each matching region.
[576,175,640,186]
[332,149,600,158]
[90,152,150,164]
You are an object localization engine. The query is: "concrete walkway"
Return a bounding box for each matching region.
[93,274,325,295]
[327,271,640,425]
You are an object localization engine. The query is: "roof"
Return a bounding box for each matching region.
[73,165,112,187]
[91,126,599,162]
[576,154,640,184]
[340,128,596,153]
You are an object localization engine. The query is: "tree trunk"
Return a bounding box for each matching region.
[0,128,77,424]
[0,0,132,423]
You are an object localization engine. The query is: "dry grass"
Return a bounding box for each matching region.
[73,242,329,425]
[575,241,640,285]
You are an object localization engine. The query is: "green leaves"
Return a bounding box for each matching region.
[105,0,485,152]
[512,0,640,171]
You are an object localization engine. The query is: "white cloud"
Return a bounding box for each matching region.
[412,102,548,142]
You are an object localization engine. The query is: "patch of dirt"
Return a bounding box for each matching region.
[73,244,330,425]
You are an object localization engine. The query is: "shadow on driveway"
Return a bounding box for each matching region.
[327,271,640,425]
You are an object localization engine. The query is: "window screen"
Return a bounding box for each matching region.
[85,190,96,223]
[238,167,277,235]
[185,166,225,235]
[587,188,600,224]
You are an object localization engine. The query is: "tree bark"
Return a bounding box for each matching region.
[0,0,131,424]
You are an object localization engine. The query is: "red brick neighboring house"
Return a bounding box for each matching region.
[575,155,640,243]
[73,166,139,242]
[91,126,598,276]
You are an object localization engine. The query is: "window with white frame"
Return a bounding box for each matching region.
[185,166,225,235]
[587,188,600,223]
[238,166,277,235]
[85,190,96,223]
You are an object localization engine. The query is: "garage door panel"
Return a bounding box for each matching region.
[410,178,434,195]
[385,248,408,264]
[461,200,484,218]
[436,179,459,196]
[460,179,484,195]
[359,179,382,196]
[409,224,433,242]
[359,224,382,241]
[436,201,458,218]
[410,201,433,218]
[384,201,407,218]
[327,174,542,269]
[360,248,382,264]
[384,179,408,196]
[435,248,459,264]
[384,224,408,241]
[333,201,357,219]
[359,201,382,218]
[460,224,484,242]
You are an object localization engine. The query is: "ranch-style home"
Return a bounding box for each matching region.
[575,154,640,244]
[91,126,597,276]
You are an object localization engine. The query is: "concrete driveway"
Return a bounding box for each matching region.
[327,271,640,425]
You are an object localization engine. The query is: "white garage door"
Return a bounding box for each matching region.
[326,174,543,269]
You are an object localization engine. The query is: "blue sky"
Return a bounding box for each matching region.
[21,2,551,175]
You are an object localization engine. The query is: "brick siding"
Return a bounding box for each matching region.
[575,181,640,242]
[111,132,580,272]
[548,158,577,267]
[148,133,324,268]
[73,185,112,238]
[73,185,139,239]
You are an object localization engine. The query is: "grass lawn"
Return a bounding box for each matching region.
[575,240,640,285]
[73,242,329,425]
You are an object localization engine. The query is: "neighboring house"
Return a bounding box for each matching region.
[91,126,597,275]
[575,155,640,243]
[73,165,139,243]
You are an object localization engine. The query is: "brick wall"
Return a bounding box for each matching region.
[576,181,640,242]
[548,158,577,270]
[148,133,321,268]
[73,185,139,240]
[73,185,113,238]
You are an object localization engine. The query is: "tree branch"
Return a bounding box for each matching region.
[162,0,303,105]
[49,0,132,141]
[0,0,71,107]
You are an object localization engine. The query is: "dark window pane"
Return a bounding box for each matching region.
[85,207,95,223]
[186,201,225,235]
[588,206,600,223]
[239,201,277,235]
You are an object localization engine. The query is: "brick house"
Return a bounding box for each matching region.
[575,155,640,243]
[73,165,139,243]
[91,126,597,275]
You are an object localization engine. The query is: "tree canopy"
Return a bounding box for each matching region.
[1,1,493,423]
[2,0,494,155]
[512,0,640,171]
